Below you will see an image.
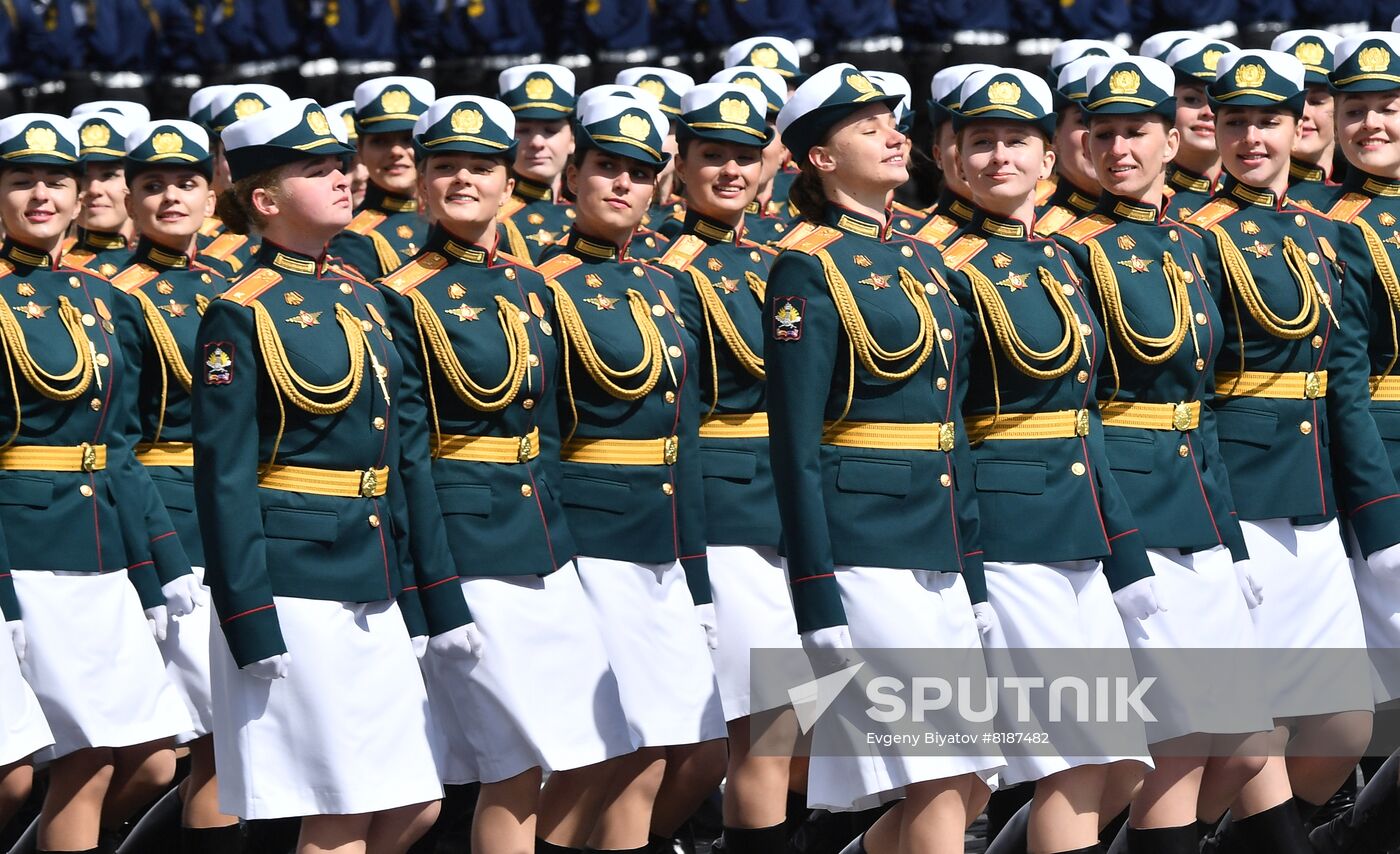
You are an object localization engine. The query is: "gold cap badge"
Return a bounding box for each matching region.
[151,131,184,154]
[80,122,110,149]
[718,97,751,124]
[618,113,652,141]
[1233,63,1267,89]
[524,76,555,100]
[750,46,779,68]
[25,126,57,152]
[380,89,411,115]
[234,97,266,119]
[451,108,484,134]
[1360,46,1392,74]
[307,110,330,136]
[1108,69,1141,95]
[988,80,1022,106]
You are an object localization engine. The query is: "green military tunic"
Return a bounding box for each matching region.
[63,228,134,279]
[376,227,576,583]
[498,175,578,265]
[1186,178,1400,550]
[660,211,780,548]
[900,188,976,248]
[940,208,1155,589]
[763,206,987,632]
[328,184,428,281]
[1033,179,1097,238]
[1053,194,1248,558]
[536,231,711,605]
[111,240,225,568]
[192,244,469,666]
[1164,164,1219,222]
[1286,157,1344,214]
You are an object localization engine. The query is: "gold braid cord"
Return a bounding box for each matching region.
[1087,239,1190,365]
[550,281,664,402]
[1210,226,1318,340]
[688,267,765,379]
[133,289,194,391]
[744,269,766,302]
[0,294,94,401]
[410,290,529,412]
[1356,218,1400,385]
[816,248,934,382]
[251,300,366,414]
[969,263,1083,380]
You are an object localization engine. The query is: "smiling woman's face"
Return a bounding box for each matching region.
[957,121,1054,215]
[566,148,656,241]
[809,104,909,195]
[1337,90,1400,178]
[1,165,79,246]
[1215,106,1298,190]
[676,139,763,220]
[128,167,212,248]
[420,152,513,235]
[80,163,129,232]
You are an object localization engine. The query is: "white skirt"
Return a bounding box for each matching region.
[575,556,727,748]
[0,639,52,767]
[1349,528,1400,704]
[421,562,636,785]
[983,559,1153,787]
[807,567,1004,813]
[210,596,443,819]
[708,545,802,721]
[13,570,192,760]
[1122,546,1273,744]
[1241,518,1373,717]
[161,566,214,742]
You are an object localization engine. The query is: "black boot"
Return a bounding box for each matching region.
[722,824,789,854]
[985,801,1030,854]
[1310,748,1400,854]
[836,833,865,854]
[537,841,584,854]
[1124,825,1198,854]
[1232,801,1312,854]
[180,824,244,854]
[114,786,182,854]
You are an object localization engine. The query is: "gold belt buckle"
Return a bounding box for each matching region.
[938,422,956,453]
[1074,409,1090,437]
[1172,402,1193,432]
[517,434,532,464]
[80,443,97,472]
[1304,371,1321,399]
[359,468,378,498]
[663,435,679,466]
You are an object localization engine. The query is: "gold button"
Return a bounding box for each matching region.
[95,353,109,367]
[1295,214,1307,227]
[632,267,644,277]
[368,514,381,527]
[522,398,535,410]
[528,354,540,367]
[940,328,953,341]
[1071,462,1086,476]
[1178,444,1189,457]
[664,390,676,403]
[645,237,656,248]
[1195,312,1207,325]
[518,310,531,323]
[361,320,373,332]
[82,314,95,327]
[1043,245,1055,257]
[201,273,212,284]
[1183,271,1195,283]
[1076,370,1089,383]
[939,473,952,487]
[900,219,912,229]
[1079,323,1092,336]
[1307,251,1320,265]
[924,283,937,294]
[68,276,80,287]
[901,246,914,257]
[662,482,674,495]
[1300,421,1313,435]
[520,484,533,497]
[372,416,386,430]
[1312,335,1323,348]
[89,399,101,411]
[340,283,353,294]
[505,268,517,280]
[652,304,665,317]
[667,345,682,358]
[1061,283,1074,295]
[1195,358,1205,371]
[750,251,762,262]
[936,377,948,390]
[79,484,93,497]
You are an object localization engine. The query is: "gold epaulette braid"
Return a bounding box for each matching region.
[411,290,529,412]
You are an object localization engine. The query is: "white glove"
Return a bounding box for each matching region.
[411,635,428,659]
[972,602,999,638]
[6,620,26,663]
[145,605,168,641]
[695,603,719,650]
[1234,560,1264,609]
[428,623,486,661]
[1367,543,1400,580]
[161,574,208,618]
[801,625,857,669]
[244,652,291,680]
[1112,577,1164,622]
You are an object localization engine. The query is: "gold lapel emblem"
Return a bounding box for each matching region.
[584,294,619,310]
[584,273,604,288]
[1116,234,1135,251]
[1384,231,1400,250]
[1240,220,1261,235]
[992,252,1012,269]
[396,225,413,239]
[1117,255,1154,273]
[159,299,189,317]
[156,280,174,295]
[854,254,873,267]
[15,282,34,297]
[858,272,891,290]
[447,283,467,299]
[707,257,725,272]
[527,212,545,225]
[715,276,740,294]
[284,291,304,306]
[995,271,1030,291]
[1242,240,1275,258]
[14,300,48,319]
[99,263,117,278]
[527,229,558,246]
[444,303,483,322]
[285,310,322,328]
[1381,212,1398,227]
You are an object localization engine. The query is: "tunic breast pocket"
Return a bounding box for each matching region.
[701,447,757,483]
[1213,406,1277,450]
[560,472,631,513]
[436,483,493,517]
[973,459,1047,495]
[0,474,52,508]
[1103,432,1155,474]
[835,457,911,497]
[263,506,339,544]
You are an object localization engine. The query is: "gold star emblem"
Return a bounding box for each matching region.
[584,273,604,288]
[158,299,189,317]
[1381,212,1397,227]
[1242,240,1275,258]
[1117,255,1154,273]
[1385,231,1400,250]
[858,272,891,290]
[707,257,724,272]
[527,212,545,225]
[285,310,322,328]
[715,276,740,294]
[447,283,467,299]
[14,300,48,319]
[584,295,618,310]
[992,252,1012,269]
[854,254,872,267]
[156,280,174,295]
[284,291,304,306]
[1240,220,1261,235]
[99,263,117,277]
[995,271,1030,291]
[397,225,414,239]
[15,282,34,297]
[1117,234,1136,251]
[527,229,558,246]
[444,303,484,322]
